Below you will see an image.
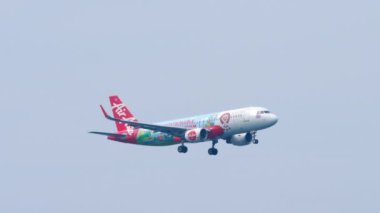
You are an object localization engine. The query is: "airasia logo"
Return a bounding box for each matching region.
[187,130,197,141]
[112,103,128,118]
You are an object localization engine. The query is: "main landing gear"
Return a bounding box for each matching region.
[208,140,218,156]
[178,144,188,153]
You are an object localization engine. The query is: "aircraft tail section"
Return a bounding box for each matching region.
[109,95,138,132]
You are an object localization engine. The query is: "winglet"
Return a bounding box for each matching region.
[100,105,110,118]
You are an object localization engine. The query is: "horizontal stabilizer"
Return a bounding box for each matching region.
[89,131,126,138]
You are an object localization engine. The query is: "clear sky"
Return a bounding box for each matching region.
[1,0,379,212]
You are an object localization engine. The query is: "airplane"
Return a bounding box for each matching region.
[90,95,278,155]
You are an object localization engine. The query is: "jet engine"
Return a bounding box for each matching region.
[206,126,224,139]
[226,133,253,146]
[185,128,208,142]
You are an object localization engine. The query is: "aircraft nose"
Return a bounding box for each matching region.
[271,114,278,125]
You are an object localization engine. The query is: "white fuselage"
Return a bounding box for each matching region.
[153,107,278,144]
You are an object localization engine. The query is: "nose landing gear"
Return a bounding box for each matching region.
[252,131,259,144]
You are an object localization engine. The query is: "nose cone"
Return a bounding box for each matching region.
[270,114,278,126]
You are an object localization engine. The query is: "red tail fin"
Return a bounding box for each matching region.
[109,95,137,132]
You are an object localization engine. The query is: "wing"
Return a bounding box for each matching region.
[99,105,188,137]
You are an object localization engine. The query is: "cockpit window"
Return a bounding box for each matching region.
[257,111,270,114]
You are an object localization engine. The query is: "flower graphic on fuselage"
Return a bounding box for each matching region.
[219,113,231,131]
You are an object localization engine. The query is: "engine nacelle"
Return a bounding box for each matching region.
[185,128,208,142]
[226,133,253,146]
[206,125,224,139]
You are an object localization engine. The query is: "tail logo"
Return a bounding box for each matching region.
[111,102,137,135]
[112,103,128,118]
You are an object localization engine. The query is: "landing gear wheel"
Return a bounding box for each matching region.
[182,146,188,153]
[254,139,259,144]
[208,148,218,155]
[178,145,188,153]
[208,139,219,155]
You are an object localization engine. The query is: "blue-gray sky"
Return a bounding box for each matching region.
[1,0,379,212]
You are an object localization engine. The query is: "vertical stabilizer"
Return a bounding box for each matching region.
[109,95,137,132]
